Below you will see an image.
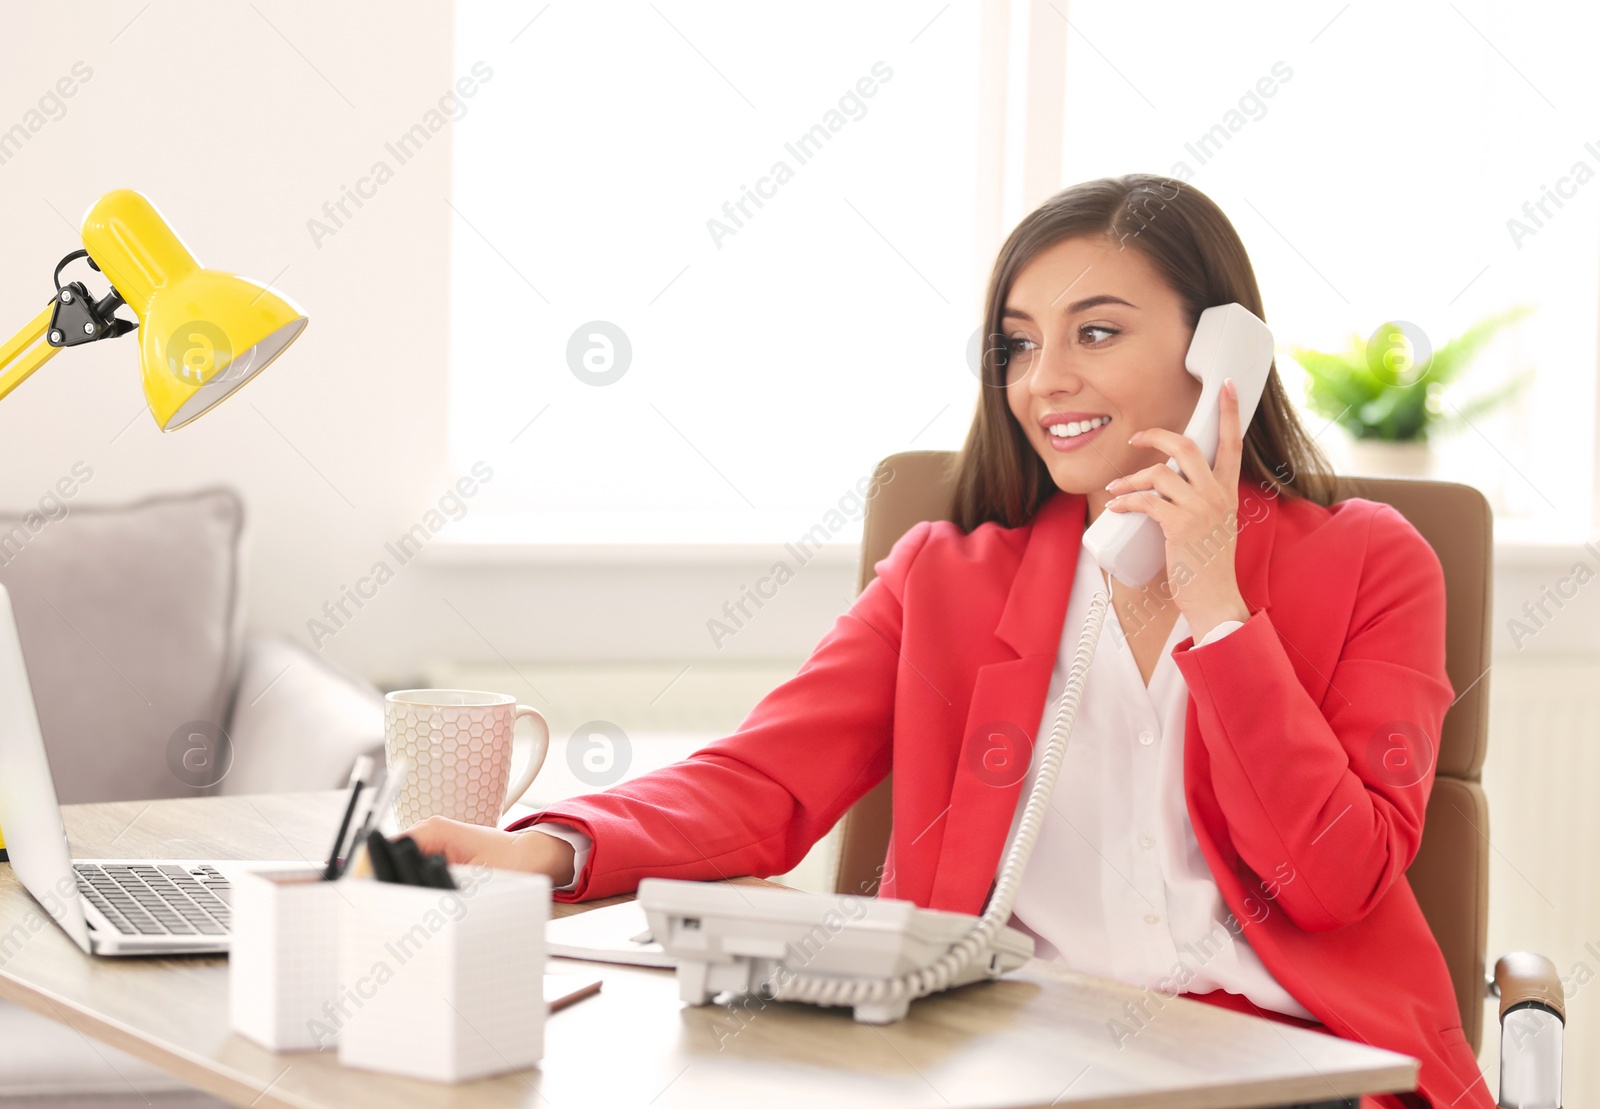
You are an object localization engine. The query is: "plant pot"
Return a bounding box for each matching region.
[1344,439,1435,479]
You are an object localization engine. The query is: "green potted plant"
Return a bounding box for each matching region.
[1288,305,1535,477]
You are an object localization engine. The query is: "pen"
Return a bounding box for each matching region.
[330,759,375,875]
[337,757,411,880]
[322,755,374,881]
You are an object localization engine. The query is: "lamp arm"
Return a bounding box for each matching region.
[0,303,65,405]
[0,249,141,406]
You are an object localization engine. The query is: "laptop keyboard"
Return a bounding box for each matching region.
[73,863,233,937]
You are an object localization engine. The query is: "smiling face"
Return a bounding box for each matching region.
[1002,234,1204,513]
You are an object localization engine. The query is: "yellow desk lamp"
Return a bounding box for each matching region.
[0,188,307,430]
[0,189,307,859]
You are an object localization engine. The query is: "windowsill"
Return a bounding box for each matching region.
[1492,517,1600,569]
[423,536,862,567]
[423,510,867,566]
[422,517,1595,569]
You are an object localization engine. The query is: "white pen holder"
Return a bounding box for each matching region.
[335,865,550,1083]
[228,866,343,1052]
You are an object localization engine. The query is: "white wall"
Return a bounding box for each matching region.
[0,1,448,674]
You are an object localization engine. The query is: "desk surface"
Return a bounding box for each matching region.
[0,792,1417,1109]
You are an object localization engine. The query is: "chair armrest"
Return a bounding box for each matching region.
[1495,951,1566,1023]
[219,636,384,795]
[1495,950,1564,1109]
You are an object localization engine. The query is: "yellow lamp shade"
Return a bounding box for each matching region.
[79,189,307,431]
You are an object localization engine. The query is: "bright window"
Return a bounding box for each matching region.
[453,2,1597,545]
[450,2,982,544]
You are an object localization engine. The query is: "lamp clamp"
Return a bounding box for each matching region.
[46,250,137,349]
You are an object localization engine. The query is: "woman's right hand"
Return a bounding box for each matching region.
[402,816,576,887]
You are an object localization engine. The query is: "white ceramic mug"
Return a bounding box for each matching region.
[383,690,550,828]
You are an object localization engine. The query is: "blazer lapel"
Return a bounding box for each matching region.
[927,490,1085,912]
[924,479,1282,914]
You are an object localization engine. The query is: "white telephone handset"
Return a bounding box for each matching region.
[1082,302,1277,587]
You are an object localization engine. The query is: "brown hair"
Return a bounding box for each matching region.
[951,173,1337,533]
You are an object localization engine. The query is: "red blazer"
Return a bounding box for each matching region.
[509,479,1492,1109]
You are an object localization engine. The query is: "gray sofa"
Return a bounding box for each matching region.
[0,487,384,1107]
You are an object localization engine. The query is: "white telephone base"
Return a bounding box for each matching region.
[636,878,1034,1024]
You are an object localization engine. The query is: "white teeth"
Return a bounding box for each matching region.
[1047,416,1109,438]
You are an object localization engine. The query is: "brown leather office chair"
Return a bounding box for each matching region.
[832,450,1565,1108]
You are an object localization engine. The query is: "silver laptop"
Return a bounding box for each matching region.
[0,583,300,955]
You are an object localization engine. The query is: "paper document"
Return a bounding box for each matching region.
[545,899,674,968]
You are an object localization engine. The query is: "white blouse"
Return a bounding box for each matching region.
[531,541,1316,1022]
[996,539,1314,1020]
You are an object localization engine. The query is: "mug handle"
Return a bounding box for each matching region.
[502,705,551,816]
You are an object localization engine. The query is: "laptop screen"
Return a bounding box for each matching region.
[0,582,93,953]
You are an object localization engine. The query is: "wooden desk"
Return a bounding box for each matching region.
[0,792,1417,1108]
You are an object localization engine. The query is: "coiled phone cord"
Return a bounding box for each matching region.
[770,588,1112,1012]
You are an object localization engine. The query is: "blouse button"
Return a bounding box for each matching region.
[1143,913,1161,925]
[1138,833,1155,849]
[1138,729,1155,746]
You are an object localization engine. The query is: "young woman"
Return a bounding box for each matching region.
[409,174,1491,1109]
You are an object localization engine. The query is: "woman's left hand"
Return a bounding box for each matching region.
[402,816,575,885]
[1103,377,1252,640]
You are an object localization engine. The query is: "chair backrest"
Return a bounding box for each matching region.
[832,450,1492,1053]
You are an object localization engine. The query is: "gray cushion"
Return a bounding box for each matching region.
[0,487,244,803]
